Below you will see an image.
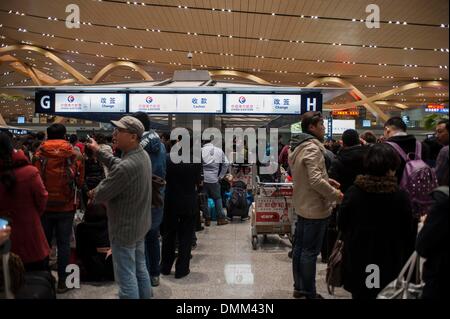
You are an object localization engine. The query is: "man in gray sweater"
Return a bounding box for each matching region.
[87,116,152,299]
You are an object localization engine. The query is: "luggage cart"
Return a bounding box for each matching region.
[230,163,256,190]
[251,181,294,250]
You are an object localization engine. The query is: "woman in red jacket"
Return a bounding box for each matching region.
[0,132,50,270]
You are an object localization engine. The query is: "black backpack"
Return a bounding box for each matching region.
[227,181,249,217]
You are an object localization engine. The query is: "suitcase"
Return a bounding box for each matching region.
[1,239,56,299]
[15,271,56,299]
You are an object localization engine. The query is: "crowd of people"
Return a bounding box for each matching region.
[288,113,448,299]
[0,112,448,299]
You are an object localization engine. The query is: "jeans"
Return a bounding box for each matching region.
[292,215,329,298]
[111,239,152,299]
[41,211,74,282]
[203,182,225,220]
[145,207,163,277]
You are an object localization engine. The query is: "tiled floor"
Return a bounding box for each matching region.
[59,220,350,299]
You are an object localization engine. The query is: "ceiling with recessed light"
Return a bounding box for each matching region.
[0,0,448,122]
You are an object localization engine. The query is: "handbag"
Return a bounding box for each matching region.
[377,251,424,299]
[152,175,166,208]
[326,232,344,295]
[0,240,25,298]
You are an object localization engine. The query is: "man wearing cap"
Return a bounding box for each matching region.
[86,116,152,299]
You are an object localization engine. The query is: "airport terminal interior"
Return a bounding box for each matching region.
[0,0,448,300]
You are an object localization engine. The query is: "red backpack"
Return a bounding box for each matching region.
[34,141,83,210]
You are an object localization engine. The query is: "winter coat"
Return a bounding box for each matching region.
[140,130,167,179]
[416,187,449,299]
[435,145,449,186]
[0,149,50,264]
[164,153,202,219]
[278,144,290,170]
[338,175,414,298]
[288,133,341,219]
[329,145,368,194]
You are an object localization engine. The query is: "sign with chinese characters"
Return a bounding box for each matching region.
[129,94,222,113]
[226,94,302,114]
[425,104,449,113]
[89,94,126,113]
[265,95,301,114]
[255,197,293,224]
[176,94,223,113]
[55,93,126,113]
[226,94,265,113]
[331,109,359,117]
[129,94,177,113]
[326,116,333,140]
[36,90,323,116]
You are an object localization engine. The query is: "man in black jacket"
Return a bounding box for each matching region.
[383,117,430,183]
[329,129,368,194]
[322,129,367,263]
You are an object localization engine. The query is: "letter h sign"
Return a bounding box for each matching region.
[301,93,323,114]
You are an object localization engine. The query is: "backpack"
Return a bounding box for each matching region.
[227,181,249,217]
[37,155,77,208]
[386,141,438,217]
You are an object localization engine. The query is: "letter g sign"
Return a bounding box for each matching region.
[40,95,51,109]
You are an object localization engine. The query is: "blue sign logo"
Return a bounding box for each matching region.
[239,96,246,104]
[146,96,153,104]
[67,95,75,102]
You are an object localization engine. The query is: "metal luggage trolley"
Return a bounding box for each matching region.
[251,181,294,250]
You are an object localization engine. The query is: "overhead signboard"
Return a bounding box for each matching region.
[226,94,265,113]
[36,91,127,114]
[177,94,223,113]
[332,109,359,117]
[129,94,177,113]
[324,119,355,134]
[425,103,449,113]
[226,94,311,115]
[129,93,222,113]
[36,90,323,115]
[55,93,126,113]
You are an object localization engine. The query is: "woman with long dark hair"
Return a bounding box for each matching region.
[0,132,50,271]
[338,143,414,299]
